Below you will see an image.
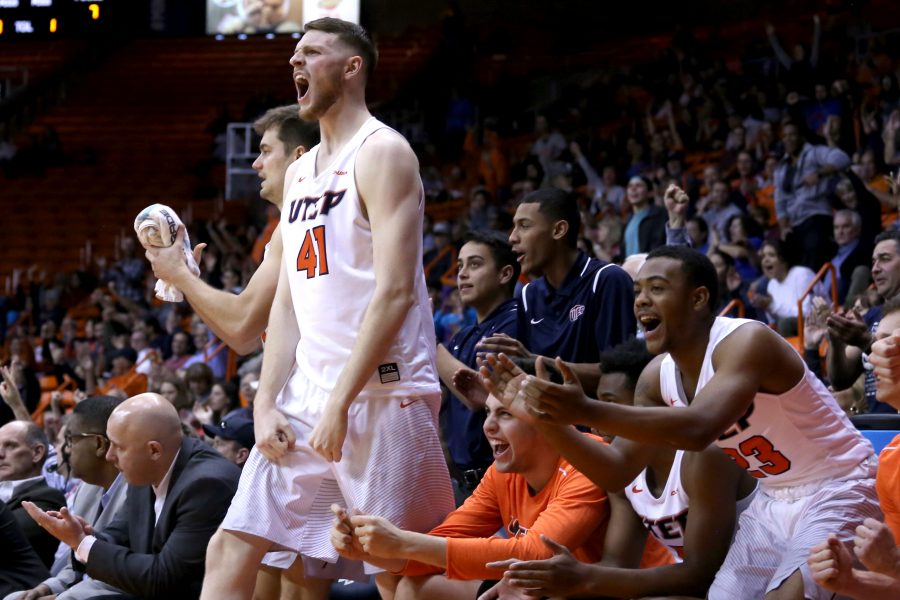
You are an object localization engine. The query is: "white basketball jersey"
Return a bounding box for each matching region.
[625,450,690,560]
[280,117,439,398]
[659,317,873,488]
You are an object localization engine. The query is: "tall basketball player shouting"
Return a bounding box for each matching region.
[201,18,453,600]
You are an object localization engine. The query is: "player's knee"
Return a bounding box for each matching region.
[393,576,421,600]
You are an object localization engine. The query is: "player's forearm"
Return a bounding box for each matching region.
[179,278,264,355]
[582,401,717,451]
[576,564,709,599]
[255,295,299,412]
[329,284,416,408]
[842,570,900,600]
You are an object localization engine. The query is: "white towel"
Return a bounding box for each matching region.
[133,204,200,302]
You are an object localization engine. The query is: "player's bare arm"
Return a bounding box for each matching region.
[521,324,800,451]
[479,352,656,492]
[475,335,602,394]
[308,129,426,462]
[253,257,299,462]
[145,224,282,355]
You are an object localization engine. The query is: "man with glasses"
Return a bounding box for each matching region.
[5,396,128,600]
[22,393,240,600]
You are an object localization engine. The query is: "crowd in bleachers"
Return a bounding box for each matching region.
[1,9,900,600]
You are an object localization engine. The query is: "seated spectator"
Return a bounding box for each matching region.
[828,230,900,414]
[0,500,48,598]
[331,395,622,599]
[685,217,710,255]
[708,250,759,321]
[715,213,763,282]
[129,329,159,376]
[158,376,194,424]
[184,363,214,420]
[202,411,254,468]
[494,340,758,599]
[196,381,240,428]
[825,209,871,306]
[424,221,457,289]
[98,348,147,398]
[162,331,192,373]
[0,420,65,567]
[700,180,744,240]
[21,393,241,600]
[751,239,820,336]
[6,395,128,600]
[183,322,226,379]
[622,176,668,257]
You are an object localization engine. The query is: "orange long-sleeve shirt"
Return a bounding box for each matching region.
[402,447,609,581]
[876,433,900,545]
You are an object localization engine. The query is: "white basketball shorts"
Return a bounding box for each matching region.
[708,457,880,600]
[221,368,454,579]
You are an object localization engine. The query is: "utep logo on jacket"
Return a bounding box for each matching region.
[507,517,530,539]
[287,190,347,223]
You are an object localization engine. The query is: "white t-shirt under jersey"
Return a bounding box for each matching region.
[658,317,873,489]
[280,116,439,398]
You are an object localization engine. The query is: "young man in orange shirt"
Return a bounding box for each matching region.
[330,394,669,599]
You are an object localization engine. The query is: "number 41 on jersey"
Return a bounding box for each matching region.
[296,225,329,278]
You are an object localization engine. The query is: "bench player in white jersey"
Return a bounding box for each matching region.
[200,17,454,600]
[481,245,879,600]
[145,106,318,599]
[491,338,757,599]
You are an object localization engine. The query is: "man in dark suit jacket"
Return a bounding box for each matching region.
[0,500,48,597]
[830,208,872,305]
[22,394,240,600]
[0,420,66,567]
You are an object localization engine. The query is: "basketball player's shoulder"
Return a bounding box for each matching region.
[358,127,418,168]
[714,318,785,358]
[634,354,667,407]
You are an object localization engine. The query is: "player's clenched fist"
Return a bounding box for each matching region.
[309,401,349,462]
[254,407,296,462]
[350,514,406,558]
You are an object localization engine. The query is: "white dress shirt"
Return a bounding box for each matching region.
[75,450,180,564]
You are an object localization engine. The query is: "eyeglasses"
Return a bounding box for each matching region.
[64,432,107,449]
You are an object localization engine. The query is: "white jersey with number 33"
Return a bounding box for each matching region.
[280,116,439,398]
[659,317,873,488]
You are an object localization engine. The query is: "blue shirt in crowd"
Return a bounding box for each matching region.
[443,298,518,471]
[517,252,636,363]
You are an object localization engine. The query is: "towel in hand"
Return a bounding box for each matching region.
[133,204,200,302]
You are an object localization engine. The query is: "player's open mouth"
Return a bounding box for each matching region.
[639,314,661,333]
[490,441,510,459]
[295,75,310,101]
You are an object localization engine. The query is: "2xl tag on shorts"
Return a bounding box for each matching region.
[379,363,400,384]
